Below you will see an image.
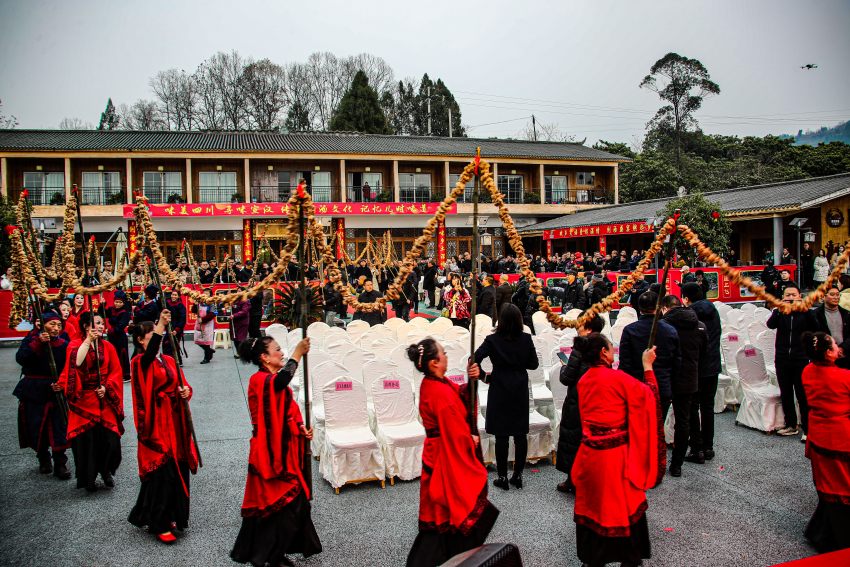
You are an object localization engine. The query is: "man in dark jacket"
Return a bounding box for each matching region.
[681,282,722,462]
[422,260,437,308]
[619,291,682,418]
[661,295,707,477]
[766,285,818,437]
[352,259,372,283]
[628,274,650,309]
[354,280,385,326]
[322,271,343,326]
[813,286,850,369]
[133,285,162,324]
[561,272,586,311]
[477,275,497,320]
[494,274,512,319]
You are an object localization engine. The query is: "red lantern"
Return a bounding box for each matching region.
[711,211,720,223]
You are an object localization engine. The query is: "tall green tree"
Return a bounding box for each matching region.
[410,74,464,137]
[329,70,389,134]
[659,191,731,264]
[619,152,679,202]
[98,98,119,130]
[640,53,720,179]
[284,100,311,132]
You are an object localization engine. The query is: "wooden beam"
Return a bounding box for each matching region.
[1,157,7,198]
[243,158,250,203]
[185,158,193,204]
[125,157,133,203]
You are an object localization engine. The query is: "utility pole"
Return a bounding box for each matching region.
[532,114,537,141]
[427,86,432,136]
[448,106,453,138]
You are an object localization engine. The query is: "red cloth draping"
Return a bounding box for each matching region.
[239,371,309,517]
[130,352,198,482]
[57,338,124,440]
[572,367,665,536]
[802,363,850,505]
[65,308,87,342]
[417,375,490,534]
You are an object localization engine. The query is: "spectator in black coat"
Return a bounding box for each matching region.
[352,260,371,286]
[812,286,850,370]
[555,315,606,492]
[322,271,343,326]
[561,272,586,311]
[585,273,608,307]
[477,276,497,321]
[660,295,707,477]
[619,291,681,415]
[766,285,818,437]
[354,280,385,326]
[133,285,162,325]
[494,275,512,319]
[681,282,722,462]
[248,289,263,339]
[628,275,650,309]
[422,260,437,308]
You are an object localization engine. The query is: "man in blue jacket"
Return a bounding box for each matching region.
[619,291,682,421]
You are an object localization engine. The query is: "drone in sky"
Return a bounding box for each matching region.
[801,64,819,70]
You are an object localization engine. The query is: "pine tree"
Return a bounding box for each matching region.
[329,70,389,134]
[284,100,311,132]
[98,98,119,130]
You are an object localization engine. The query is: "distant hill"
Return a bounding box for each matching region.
[781,120,850,145]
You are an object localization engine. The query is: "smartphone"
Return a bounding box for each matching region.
[557,351,571,365]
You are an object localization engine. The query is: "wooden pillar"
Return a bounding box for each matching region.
[64,157,72,200]
[185,158,193,204]
[538,163,545,204]
[444,161,450,199]
[125,157,133,203]
[493,162,498,195]
[243,158,251,203]
[1,157,8,198]
[340,159,347,202]
[613,165,619,204]
[392,160,400,202]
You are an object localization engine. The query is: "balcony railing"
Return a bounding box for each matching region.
[79,185,126,205]
[198,186,240,204]
[141,187,185,204]
[251,185,340,203]
[11,187,66,205]
[545,187,611,205]
[399,185,445,203]
[346,185,393,203]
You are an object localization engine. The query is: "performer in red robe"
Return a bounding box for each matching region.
[58,312,124,492]
[66,294,88,342]
[571,334,665,567]
[800,331,850,552]
[230,336,322,567]
[127,309,198,544]
[406,338,499,567]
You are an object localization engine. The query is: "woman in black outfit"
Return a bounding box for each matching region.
[555,315,605,493]
[474,303,539,490]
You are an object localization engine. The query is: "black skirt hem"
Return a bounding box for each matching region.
[406,502,499,567]
[804,499,850,553]
[575,510,651,565]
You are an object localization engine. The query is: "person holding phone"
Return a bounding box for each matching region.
[555,315,606,493]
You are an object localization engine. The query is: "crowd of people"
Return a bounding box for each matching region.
[8,245,850,566]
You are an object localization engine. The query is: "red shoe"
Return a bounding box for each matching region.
[157,532,177,544]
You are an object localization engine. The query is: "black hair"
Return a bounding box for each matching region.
[660,295,682,309]
[573,332,612,365]
[238,336,276,367]
[582,315,605,334]
[782,283,801,294]
[131,321,155,357]
[801,331,833,363]
[681,282,704,303]
[78,311,102,331]
[638,291,658,314]
[495,303,524,339]
[840,274,850,290]
[406,338,440,373]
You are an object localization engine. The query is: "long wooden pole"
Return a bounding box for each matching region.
[468,149,481,434]
[297,181,313,498]
[647,210,679,349]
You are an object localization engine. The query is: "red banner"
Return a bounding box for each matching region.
[242,219,253,262]
[127,220,137,255]
[335,218,345,260]
[545,239,552,257]
[543,221,653,240]
[598,236,607,256]
[437,220,447,269]
[123,201,456,219]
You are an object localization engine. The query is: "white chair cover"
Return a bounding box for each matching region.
[307,321,331,349]
[564,308,582,319]
[366,324,396,342]
[384,318,406,332]
[617,306,638,323]
[531,311,548,332]
[320,377,386,489]
[371,376,425,481]
[734,345,785,431]
[411,316,431,329]
[394,323,414,343]
[508,386,554,463]
[362,359,399,396]
[714,301,732,320]
[443,325,471,344]
[443,342,470,372]
[740,303,756,316]
[755,329,777,380]
[720,332,745,379]
[325,340,355,361]
[323,326,350,346]
[287,328,302,351]
[714,373,738,412]
[747,321,767,346]
[428,317,453,334]
[725,310,745,330]
[309,360,350,452]
[346,319,370,334]
[264,323,289,350]
[405,330,431,346]
[753,306,772,324]
[475,313,494,330]
[389,345,417,377]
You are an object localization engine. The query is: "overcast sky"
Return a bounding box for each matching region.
[1,0,848,146]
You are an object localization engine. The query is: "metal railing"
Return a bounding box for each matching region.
[10,187,66,205]
[141,187,185,204]
[545,187,611,205]
[198,186,240,204]
[399,185,445,203]
[79,185,126,205]
[251,185,339,203]
[346,185,393,203]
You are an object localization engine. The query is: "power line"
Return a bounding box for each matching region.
[466,115,531,130]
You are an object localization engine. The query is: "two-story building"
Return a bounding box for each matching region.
[0,130,628,267]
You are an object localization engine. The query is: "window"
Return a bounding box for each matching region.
[545,175,568,204]
[23,171,65,205]
[449,173,473,203]
[399,173,432,202]
[576,171,596,186]
[497,174,523,203]
[198,171,238,203]
[143,171,182,204]
[81,171,123,205]
[311,171,332,202]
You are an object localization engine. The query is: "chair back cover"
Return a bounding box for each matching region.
[264,324,289,355]
[755,330,776,364]
[443,341,470,371]
[323,376,368,430]
[371,374,417,426]
[445,368,468,387]
[736,345,771,387]
[362,359,399,394]
[721,332,744,374]
[428,316,453,334]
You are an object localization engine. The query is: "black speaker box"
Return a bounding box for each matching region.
[439,543,523,567]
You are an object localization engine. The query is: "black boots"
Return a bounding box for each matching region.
[509,474,523,489]
[38,456,52,474]
[493,476,509,491]
[53,453,71,480]
[685,451,705,464]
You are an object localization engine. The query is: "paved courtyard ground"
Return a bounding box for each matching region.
[0,341,820,567]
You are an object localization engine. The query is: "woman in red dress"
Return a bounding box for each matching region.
[127,309,198,544]
[570,334,665,567]
[800,331,850,552]
[230,336,322,567]
[406,338,499,567]
[58,312,124,492]
[65,293,87,342]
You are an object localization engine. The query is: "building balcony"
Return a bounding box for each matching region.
[79,185,126,206]
[399,185,446,203]
[251,185,341,203]
[198,186,240,204]
[346,185,393,203]
[140,187,186,204]
[10,186,66,205]
[545,187,611,205]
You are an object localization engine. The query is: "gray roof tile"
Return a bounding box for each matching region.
[0,130,629,162]
[521,173,850,232]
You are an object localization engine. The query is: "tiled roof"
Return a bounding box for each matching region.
[521,173,850,232]
[0,130,629,162]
